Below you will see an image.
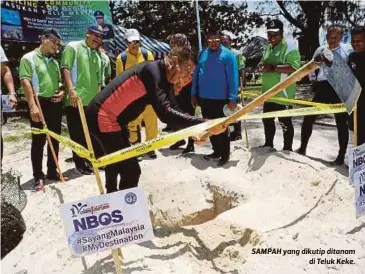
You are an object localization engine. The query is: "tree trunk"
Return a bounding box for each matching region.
[298,27,320,61]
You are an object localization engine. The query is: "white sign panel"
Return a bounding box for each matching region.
[1,95,15,112]
[349,144,365,185]
[322,51,362,114]
[60,187,154,257]
[354,169,365,218]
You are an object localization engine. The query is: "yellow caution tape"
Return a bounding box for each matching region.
[29,103,346,167]
[93,118,225,167]
[241,92,331,108]
[237,103,346,121]
[31,128,91,159]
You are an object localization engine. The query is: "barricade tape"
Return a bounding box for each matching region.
[30,103,346,167]
[31,128,91,159]
[237,103,346,121]
[241,92,333,107]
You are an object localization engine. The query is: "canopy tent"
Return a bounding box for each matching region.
[110,26,170,59]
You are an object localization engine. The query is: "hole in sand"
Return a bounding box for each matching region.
[151,183,244,227]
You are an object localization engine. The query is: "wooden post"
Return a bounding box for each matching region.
[353,105,358,146]
[34,95,65,182]
[243,120,249,148]
[76,100,123,274]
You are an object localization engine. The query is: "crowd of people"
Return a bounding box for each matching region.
[0,19,364,194]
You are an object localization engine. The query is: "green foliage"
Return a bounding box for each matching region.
[110,0,264,51]
[3,132,31,143]
[275,0,365,59]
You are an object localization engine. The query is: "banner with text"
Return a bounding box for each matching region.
[349,143,365,185]
[1,0,114,42]
[60,187,154,257]
[354,169,365,218]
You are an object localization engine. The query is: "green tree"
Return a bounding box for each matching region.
[109,0,264,51]
[275,0,365,59]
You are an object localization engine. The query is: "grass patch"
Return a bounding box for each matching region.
[3,132,32,142]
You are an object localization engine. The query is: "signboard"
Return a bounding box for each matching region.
[60,187,154,257]
[1,95,15,113]
[354,169,365,218]
[322,51,362,113]
[1,0,114,42]
[349,143,365,185]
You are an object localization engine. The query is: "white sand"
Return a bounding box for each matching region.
[1,116,365,274]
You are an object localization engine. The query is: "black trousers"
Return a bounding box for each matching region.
[30,98,62,179]
[300,81,349,158]
[262,102,294,149]
[356,91,365,146]
[65,106,91,169]
[200,98,230,158]
[175,84,195,146]
[90,128,141,193]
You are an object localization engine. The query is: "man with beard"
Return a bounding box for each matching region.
[61,25,104,175]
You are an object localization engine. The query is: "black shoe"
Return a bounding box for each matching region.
[217,156,229,167]
[230,133,242,141]
[169,140,186,150]
[148,151,157,159]
[295,147,306,155]
[162,126,174,132]
[203,152,221,160]
[65,157,73,163]
[329,157,344,166]
[34,178,46,191]
[75,167,94,175]
[182,145,194,154]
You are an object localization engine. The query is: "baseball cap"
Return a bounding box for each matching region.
[88,25,105,36]
[125,29,140,42]
[41,28,62,41]
[266,19,284,32]
[94,10,104,18]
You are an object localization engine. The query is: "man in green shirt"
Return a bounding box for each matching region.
[221,33,246,141]
[98,47,112,88]
[61,25,103,175]
[259,19,301,151]
[19,28,64,191]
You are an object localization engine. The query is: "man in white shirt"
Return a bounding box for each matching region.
[296,25,353,165]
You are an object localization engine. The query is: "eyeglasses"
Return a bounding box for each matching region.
[207,39,220,43]
[128,40,140,45]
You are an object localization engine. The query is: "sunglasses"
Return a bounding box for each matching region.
[207,38,220,43]
[128,40,140,45]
